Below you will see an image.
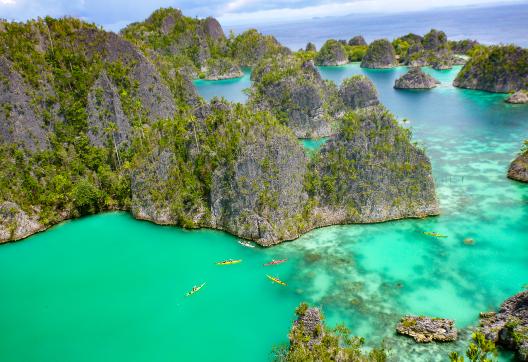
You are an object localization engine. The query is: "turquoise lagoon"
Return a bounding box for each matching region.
[1,64,527,362]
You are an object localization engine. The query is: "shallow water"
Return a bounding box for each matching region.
[2,64,528,362]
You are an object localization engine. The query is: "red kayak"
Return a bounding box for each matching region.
[264,259,288,266]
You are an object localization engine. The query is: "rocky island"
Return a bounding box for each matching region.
[507,90,528,104]
[394,67,440,89]
[396,315,458,343]
[360,39,398,68]
[314,39,348,66]
[508,144,528,182]
[454,45,528,92]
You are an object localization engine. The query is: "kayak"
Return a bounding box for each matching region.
[266,275,287,286]
[238,240,255,248]
[216,259,242,265]
[264,258,288,266]
[185,282,206,297]
[423,231,448,238]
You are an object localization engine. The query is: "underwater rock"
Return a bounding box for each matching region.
[396,315,458,343]
[480,290,528,361]
[508,151,528,182]
[506,90,528,104]
[394,67,440,89]
[360,39,398,69]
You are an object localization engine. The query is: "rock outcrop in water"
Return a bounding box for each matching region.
[454,45,528,92]
[399,29,456,69]
[508,148,528,182]
[394,67,440,89]
[339,75,380,108]
[0,202,44,242]
[396,316,458,343]
[249,57,340,138]
[360,39,398,68]
[506,90,528,104]
[308,106,439,226]
[315,39,348,66]
[479,290,528,361]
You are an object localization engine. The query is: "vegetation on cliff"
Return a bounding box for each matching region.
[360,39,398,69]
[315,39,348,66]
[454,45,528,92]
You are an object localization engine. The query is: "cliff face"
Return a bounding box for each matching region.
[399,29,456,69]
[338,75,380,109]
[454,45,528,92]
[360,39,398,69]
[308,106,439,226]
[249,57,340,138]
[480,291,528,361]
[315,39,348,66]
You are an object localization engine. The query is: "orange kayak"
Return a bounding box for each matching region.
[266,275,287,286]
[264,259,288,266]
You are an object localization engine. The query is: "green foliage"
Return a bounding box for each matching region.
[448,332,497,362]
[346,45,368,62]
[392,38,410,58]
[315,39,347,65]
[229,29,289,66]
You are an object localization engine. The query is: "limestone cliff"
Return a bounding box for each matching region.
[360,39,398,69]
[394,67,440,89]
[454,45,528,92]
[315,39,348,66]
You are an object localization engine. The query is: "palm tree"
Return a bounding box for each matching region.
[104,122,121,167]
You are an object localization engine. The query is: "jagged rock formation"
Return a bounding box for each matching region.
[360,39,398,68]
[396,316,458,343]
[506,90,528,104]
[454,45,528,92]
[339,75,379,109]
[289,306,325,351]
[508,150,528,182]
[230,29,290,67]
[394,67,440,89]
[449,39,480,55]
[203,58,244,80]
[315,39,348,66]
[348,35,367,46]
[121,8,242,79]
[402,29,455,69]
[308,106,439,226]
[249,57,340,138]
[480,290,528,361]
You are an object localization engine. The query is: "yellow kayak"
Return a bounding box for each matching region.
[423,231,448,238]
[185,282,206,297]
[266,275,287,286]
[216,259,242,265]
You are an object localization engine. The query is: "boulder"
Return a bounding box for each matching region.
[339,75,380,108]
[394,67,440,89]
[396,315,457,343]
[480,291,528,361]
[348,35,367,46]
[508,150,528,182]
[360,39,398,68]
[315,39,348,66]
[506,90,528,104]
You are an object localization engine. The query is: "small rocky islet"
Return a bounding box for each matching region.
[394,67,440,89]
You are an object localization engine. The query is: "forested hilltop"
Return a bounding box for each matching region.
[0,10,441,245]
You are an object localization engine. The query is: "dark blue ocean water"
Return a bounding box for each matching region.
[227,3,528,50]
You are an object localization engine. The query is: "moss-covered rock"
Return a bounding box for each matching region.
[315,39,348,66]
[394,67,440,89]
[249,56,340,138]
[396,315,457,343]
[454,45,528,92]
[360,39,398,68]
[508,146,528,182]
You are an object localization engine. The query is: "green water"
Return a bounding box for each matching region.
[2,64,528,361]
